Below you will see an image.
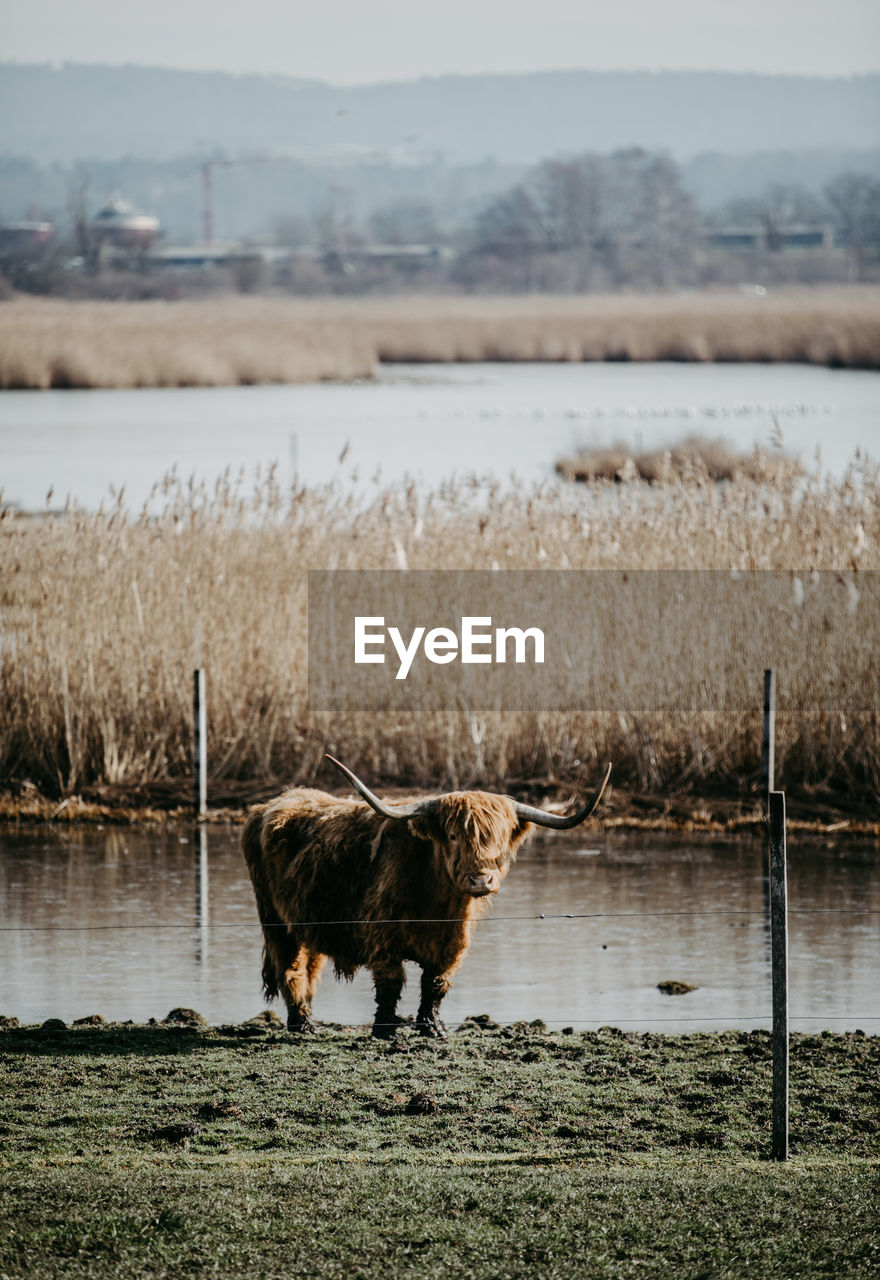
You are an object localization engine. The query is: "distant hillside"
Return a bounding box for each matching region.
[2,63,879,164]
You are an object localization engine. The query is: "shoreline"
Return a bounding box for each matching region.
[2,786,877,837]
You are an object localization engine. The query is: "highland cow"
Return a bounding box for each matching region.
[242,755,611,1038]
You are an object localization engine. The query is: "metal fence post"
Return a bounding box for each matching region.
[762,669,776,798]
[193,668,207,820]
[769,789,789,1161]
[195,825,209,964]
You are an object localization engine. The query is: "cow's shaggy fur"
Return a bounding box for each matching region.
[242,787,533,1037]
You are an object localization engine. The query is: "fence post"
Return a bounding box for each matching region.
[762,669,776,798]
[193,668,207,820]
[769,790,789,1161]
[195,825,209,963]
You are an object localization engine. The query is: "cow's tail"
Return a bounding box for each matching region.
[242,807,283,1001]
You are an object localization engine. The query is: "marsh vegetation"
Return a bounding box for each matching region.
[2,456,877,812]
[1,289,879,390]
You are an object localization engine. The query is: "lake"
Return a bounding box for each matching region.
[1,361,878,510]
[2,824,877,1033]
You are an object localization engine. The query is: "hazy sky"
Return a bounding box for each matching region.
[1,0,878,82]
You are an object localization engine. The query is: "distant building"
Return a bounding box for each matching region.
[702,224,835,252]
[0,221,53,258]
[91,196,159,251]
[150,244,267,270]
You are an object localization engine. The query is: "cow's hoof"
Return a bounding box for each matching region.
[287,1017,318,1034]
[416,1018,446,1039]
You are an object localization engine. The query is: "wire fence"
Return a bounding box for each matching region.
[2,904,877,1025]
[1,906,878,932]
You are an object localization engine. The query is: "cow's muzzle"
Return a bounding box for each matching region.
[466,872,499,897]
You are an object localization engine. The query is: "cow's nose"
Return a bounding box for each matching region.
[468,872,494,894]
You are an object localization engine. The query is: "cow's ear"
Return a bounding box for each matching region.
[511,821,533,849]
[407,814,437,842]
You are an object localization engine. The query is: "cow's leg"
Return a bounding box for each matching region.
[370,962,405,1039]
[415,969,452,1038]
[305,951,326,1008]
[282,944,319,1033]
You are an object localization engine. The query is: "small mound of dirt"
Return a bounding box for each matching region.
[151,1123,202,1144]
[162,1007,207,1027]
[465,1013,500,1030]
[231,1011,285,1035]
[657,981,698,995]
[73,1014,106,1027]
[40,1018,67,1031]
[250,1009,284,1028]
[406,1092,438,1116]
[556,1124,581,1138]
[0,1016,20,1030]
[198,1101,243,1121]
[703,1070,738,1086]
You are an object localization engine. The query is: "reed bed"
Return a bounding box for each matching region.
[1,458,878,808]
[1,289,879,389]
[556,435,805,484]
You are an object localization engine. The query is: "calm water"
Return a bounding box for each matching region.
[1,825,877,1032]
[1,362,878,510]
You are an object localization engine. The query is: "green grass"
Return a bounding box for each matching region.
[0,1021,877,1278]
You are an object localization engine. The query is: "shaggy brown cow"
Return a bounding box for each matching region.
[242,756,611,1038]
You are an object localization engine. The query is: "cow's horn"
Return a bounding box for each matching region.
[325,755,437,820]
[509,763,612,829]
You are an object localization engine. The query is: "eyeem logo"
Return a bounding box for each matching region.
[355,616,545,681]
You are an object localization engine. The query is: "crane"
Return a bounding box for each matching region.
[200,159,233,246]
[199,155,301,246]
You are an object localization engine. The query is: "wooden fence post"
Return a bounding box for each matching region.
[769,790,789,1161]
[193,668,207,820]
[762,669,776,797]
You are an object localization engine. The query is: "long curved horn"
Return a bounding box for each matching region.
[510,763,612,829]
[325,755,438,820]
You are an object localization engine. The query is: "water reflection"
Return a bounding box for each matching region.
[0,824,877,1031]
[195,827,209,965]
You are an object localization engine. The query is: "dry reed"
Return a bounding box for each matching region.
[555,436,805,484]
[1,288,879,390]
[1,457,878,808]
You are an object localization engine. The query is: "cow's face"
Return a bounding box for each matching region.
[411,794,532,897]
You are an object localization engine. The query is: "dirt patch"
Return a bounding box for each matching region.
[406,1093,438,1116]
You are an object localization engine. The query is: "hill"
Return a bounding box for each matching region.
[2,62,879,164]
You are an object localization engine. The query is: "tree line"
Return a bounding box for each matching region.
[281,150,879,292]
[2,148,878,297]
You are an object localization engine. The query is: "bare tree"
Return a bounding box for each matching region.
[467,148,698,291]
[527,155,604,252]
[368,199,443,245]
[824,171,880,282]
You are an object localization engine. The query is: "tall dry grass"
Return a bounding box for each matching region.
[1,288,879,389]
[1,458,878,807]
[555,436,805,484]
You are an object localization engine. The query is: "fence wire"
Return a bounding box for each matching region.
[1,906,878,932]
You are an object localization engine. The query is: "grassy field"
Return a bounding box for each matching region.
[1,288,879,388]
[2,456,878,813]
[0,1020,877,1278]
